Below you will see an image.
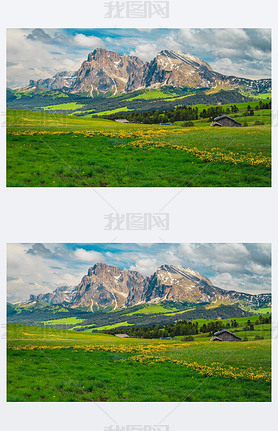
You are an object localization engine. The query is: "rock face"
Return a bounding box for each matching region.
[140,50,271,92]
[31,285,77,305]
[29,262,272,311]
[143,264,215,303]
[141,50,214,89]
[72,263,145,310]
[71,48,145,95]
[35,71,77,90]
[28,48,271,95]
[142,264,272,307]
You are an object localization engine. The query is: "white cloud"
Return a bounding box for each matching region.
[7,244,86,302]
[211,272,271,294]
[178,243,250,265]
[176,28,271,78]
[7,243,271,302]
[129,43,159,61]
[175,243,271,293]
[130,258,158,276]
[73,248,105,262]
[9,63,24,70]
[72,33,105,48]
[6,28,271,87]
[6,29,85,87]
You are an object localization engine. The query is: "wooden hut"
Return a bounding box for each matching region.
[210,115,241,127]
[210,329,241,342]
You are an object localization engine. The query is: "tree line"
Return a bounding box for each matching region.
[104,100,271,124]
[103,315,271,339]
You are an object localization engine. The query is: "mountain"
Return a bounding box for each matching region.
[30,285,77,305]
[24,48,271,96]
[28,263,271,311]
[34,71,77,90]
[144,264,271,307]
[141,50,271,93]
[72,48,144,95]
[141,50,215,90]
[72,263,145,310]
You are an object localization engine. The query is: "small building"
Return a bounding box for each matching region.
[211,329,241,342]
[114,333,129,338]
[114,119,129,123]
[159,337,173,340]
[210,115,241,127]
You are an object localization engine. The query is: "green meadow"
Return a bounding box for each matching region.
[7,320,271,402]
[42,317,86,326]
[123,303,181,316]
[6,106,271,187]
[43,102,85,111]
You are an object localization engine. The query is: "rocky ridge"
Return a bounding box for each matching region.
[29,262,272,311]
[27,48,271,96]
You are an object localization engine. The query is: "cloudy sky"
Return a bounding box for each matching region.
[7,243,271,302]
[7,28,271,88]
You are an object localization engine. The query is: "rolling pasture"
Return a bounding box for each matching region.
[7,320,271,402]
[7,106,271,187]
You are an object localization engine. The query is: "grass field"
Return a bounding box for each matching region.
[7,108,271,187]
[123,304,181,316]
[43,102,85,111]
[125,88,178,101]
[42,317,86,326]
[7,323,271,402]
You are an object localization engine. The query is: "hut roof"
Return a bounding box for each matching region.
[214,115,241,125]
[213,329,241,340]
[114,119,129,123]
[114,333,129,338]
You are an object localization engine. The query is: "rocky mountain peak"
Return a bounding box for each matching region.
[26,48,271,96]
[157,264,199,276]
[26,262,271,311]
[157,264,173,271]
[184,266,203,276]
[88,47,107,60]
[72,48,145,95]
[72,263,145,310]
[29,285,77,305]
[87,262,142,278]
[153,264,214,291]
[156,50,212,70]
[88,262,111,275]
[158,49,174,58]
[87,48,123,63]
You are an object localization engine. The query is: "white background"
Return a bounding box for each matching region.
[0,1,277,430]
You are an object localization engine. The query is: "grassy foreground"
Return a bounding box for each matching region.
[7,109,271,187]
[7,324,271,402]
